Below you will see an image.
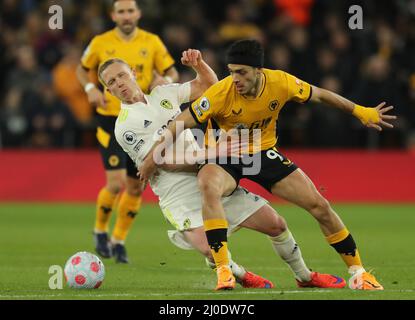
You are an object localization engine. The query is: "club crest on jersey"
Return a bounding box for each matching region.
[183,218,191,229]
[139,48,148,58]
[123,131,137,145]
[269,100,279,111]
[160,99,173,109]
[199,97,210,111]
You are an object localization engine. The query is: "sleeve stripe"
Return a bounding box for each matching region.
[303,85,313,103]
[188,105,202,124]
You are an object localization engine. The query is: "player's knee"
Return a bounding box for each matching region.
[197,175,222,200]
[106,182,123,194]
[267,215,287,237]
[308,197,332,221]
[126,180,144,197]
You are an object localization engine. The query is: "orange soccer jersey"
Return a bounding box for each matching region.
[81,28,175,116]
[190,69,312,151]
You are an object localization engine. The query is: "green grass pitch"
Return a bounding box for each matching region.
[0,203,414,300]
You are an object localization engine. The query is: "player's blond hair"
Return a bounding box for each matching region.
[98,58,130,86]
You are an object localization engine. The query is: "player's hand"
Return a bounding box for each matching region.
[87,87,107,109]
[216,130,249,158]
[367,102,397,131]
[181,49,202,68]
[137,153,158,183]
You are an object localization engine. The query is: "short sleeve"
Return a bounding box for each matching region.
[152,82,191,105]
[189,88,221,124]
[177,82,191,104]
[153,36,175,74]
[284,72,312,103]
[81,38,100,70]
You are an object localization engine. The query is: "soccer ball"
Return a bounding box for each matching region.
[64,251,105,289]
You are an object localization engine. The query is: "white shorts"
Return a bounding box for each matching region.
[162,186,268,250]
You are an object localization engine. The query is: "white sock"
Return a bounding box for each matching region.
[269,229,312,282]
[348,265,365,275]
[111,237,125,245]
[205,250,246,279]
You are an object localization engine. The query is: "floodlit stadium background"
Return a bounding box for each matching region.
[0,0,414,202]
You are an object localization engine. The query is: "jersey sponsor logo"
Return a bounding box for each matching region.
[232,108,242,116]
[123,131,138,145]
[160,99,173,109]
[144,120,152,128]
[199,97,210,111]
[156,110,181,136]
[133,139,145,152]
[235,123,249,130]
[268,100,279,111]
[249,117,272,131]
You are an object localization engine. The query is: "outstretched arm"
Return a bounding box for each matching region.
[182,49,218,100]
[138,49,217,182]
[309,85,396,131]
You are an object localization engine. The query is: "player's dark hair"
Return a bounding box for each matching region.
[98,58,130,85]
[226,39,264,68]
[112,0,139,9]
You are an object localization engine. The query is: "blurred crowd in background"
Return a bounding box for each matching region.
[1,0,415,149]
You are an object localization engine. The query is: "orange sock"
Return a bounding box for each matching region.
[204,219,229,268]
[326,228,363,269]
[112,192,142,242]
[94,187,117,233]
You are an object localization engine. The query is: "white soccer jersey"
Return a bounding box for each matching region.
[115,83,268,236]
[114,83,201,210]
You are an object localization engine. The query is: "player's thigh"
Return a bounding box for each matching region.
[238,204,286,237]
[96,114,128,187]
[270,168,324,211]
[197,164,237,197]
[125,158,144,196]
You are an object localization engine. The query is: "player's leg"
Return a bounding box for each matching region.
[111,158,145,263]
[197,163,238,290]
[182,227,273,288]
[94,115,127,258]
[270,168,383,290]
[239,203,346,288]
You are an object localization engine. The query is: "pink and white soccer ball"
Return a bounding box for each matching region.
[64,251,105,289]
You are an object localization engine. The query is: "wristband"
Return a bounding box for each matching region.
[84,83,96,93]
[352,104,380,124]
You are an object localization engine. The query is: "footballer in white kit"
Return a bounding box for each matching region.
[99,50,349,291]
[114,82,267,248]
